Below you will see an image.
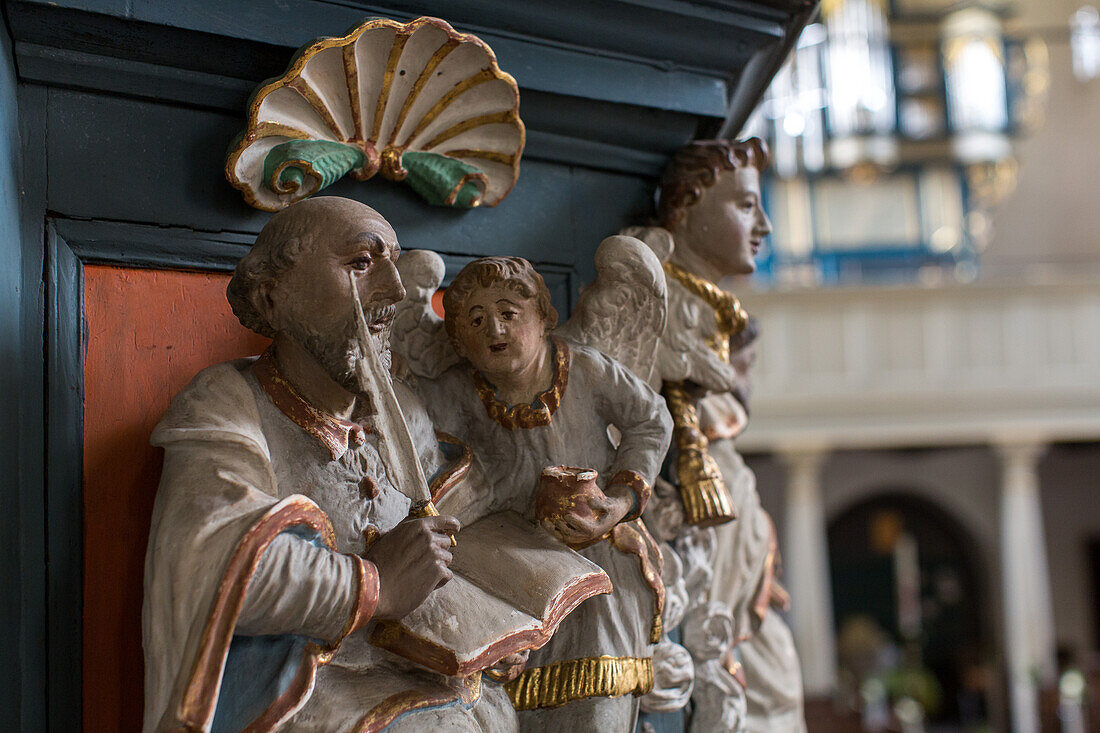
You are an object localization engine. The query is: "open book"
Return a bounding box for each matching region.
[370,511,612,676]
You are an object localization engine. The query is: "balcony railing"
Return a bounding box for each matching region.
[736,277,1100,451]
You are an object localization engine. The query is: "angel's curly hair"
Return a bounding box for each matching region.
[442,257,558,345]
[656,138,769,230]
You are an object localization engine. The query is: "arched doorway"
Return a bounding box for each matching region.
[828,492,991,728]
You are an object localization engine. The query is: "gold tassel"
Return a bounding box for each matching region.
[664,381,737,527]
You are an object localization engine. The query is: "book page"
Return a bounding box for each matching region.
[397,573,539,665]
[449,511,606,619]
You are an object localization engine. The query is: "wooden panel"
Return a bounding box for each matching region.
[44,89,652,266]
[5,38,48,728]
[10,0,772,112]
[82,265,269,731]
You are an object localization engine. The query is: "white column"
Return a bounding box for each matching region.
[995,439,1056,733]
[779,446,837,697]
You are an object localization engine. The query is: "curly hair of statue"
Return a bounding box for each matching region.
[656,138,769,230]
[442,256,559,345]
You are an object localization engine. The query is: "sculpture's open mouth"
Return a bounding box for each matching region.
[490,342,508,353]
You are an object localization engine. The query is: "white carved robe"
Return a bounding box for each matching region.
[142,353,516,732]
[659,263,806,733]
[418,340,672,733]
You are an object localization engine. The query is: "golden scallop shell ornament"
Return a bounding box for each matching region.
[226,16,525,211]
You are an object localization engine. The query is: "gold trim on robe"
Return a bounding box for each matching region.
[472,337,569,430]
[609,469,651,523]
[504,655,654,711]
[178,498,338,730]
[252,347,367,459]
[610,520,665,643]
[351,675,483,733]
[662,262,747,364]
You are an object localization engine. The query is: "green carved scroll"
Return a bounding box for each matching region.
[400,152,489,208]
[263,140,366,198]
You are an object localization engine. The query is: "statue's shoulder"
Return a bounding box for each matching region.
[568,339,643,381]
[394,377,432,429]
[410,361,476,409]
[664,272,704,311]
[150,358,264,450]
[564,341,610,374]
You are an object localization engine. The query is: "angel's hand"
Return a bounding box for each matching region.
[548,483,633,546]
[485,650,530,682]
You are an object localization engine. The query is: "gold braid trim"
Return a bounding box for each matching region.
[664,381,737,527]
[473,337,569,430]
[504,656,653,711]
[663,261,748,363]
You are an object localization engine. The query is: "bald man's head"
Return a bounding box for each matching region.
[228,196,396,337]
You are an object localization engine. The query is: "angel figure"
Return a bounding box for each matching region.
[625,138,805,733]
[390,249,462,381]
[400,241,672,733]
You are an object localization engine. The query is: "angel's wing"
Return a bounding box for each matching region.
[555,235,667,387]
[390,250,462,380]
[623,227,739,393]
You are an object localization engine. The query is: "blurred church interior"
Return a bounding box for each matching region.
[737,0,1100,730]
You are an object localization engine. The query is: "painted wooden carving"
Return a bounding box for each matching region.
[628,138,808,732]
[369,511,612,676]
[144,198,535,732]
[226,16,524,211]
[397,246,673,730]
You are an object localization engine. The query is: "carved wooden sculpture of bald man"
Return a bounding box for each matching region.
[142,197,517,732]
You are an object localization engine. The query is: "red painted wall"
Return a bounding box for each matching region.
[82,265,269,731]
